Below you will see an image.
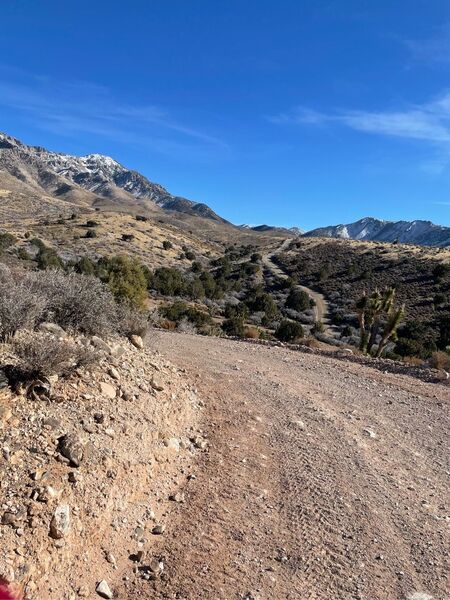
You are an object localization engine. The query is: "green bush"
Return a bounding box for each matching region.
[432,263,450,281]
[16,247,31,260]
[275,319,304,342]
[222,316,245,337]
[99,255,148,308]
[224,302,249,320]
[0,232,16,253]
[285,289,311,312]
[36,246,64,270]
[159,301,211,328]
[151,267,186,296]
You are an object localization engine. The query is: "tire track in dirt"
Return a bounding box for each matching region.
[129,332,449,600]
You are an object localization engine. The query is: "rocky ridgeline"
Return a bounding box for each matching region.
[0,330,207,599]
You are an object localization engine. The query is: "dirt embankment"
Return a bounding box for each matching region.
[0,335,205,600]
[134,331,449,600]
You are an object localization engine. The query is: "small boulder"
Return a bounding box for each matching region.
[96,580,113,599]
[91,336,112,354]
[49,504,70,539]
[38,322,67,338]
[100,382,116,399]
[150,378,164,392]
[152,523,165,535]
[130,335,144,350]
[58,433,84,467]
[108,367,120,380]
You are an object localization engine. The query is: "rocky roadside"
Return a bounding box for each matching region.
[0,331,207,599]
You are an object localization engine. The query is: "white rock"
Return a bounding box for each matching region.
[96,580,113,598]
[100,382,116,399]
[130,335,144,350]
[50,504,70,539]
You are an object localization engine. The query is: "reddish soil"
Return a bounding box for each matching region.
[129,331,449,600]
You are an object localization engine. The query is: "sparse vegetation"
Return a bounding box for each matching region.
[356,287,404,357]
[275,319,304,342]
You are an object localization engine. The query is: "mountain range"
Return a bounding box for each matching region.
[0,132,225,222]
[0,132,449,246]
[305,217,450,247]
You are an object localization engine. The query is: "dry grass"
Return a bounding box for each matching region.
[429,351,450,371]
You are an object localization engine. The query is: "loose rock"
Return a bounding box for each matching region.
[59,433,84,467]
[49,504,70,539]
[96,580,113,599]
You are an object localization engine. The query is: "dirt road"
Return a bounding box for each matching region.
[262,240,330,328]
[135,331,449,600]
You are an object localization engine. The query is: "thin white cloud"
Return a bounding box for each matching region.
[270,93,450,144]
[405,24,450,65]
[0,70,228,158]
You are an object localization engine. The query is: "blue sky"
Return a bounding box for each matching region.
[1,0,450,229]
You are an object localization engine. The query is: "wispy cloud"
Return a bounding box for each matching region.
[0,68,228,159]
[405,24,450,65]
[269,93,450,144]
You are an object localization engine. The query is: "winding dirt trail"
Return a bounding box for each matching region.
[132,331,449,600]
[262,240,330,328]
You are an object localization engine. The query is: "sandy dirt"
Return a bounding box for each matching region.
[133,330,449,600]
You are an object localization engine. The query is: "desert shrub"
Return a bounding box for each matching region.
[136,215,148,222]
[394,320,438,358]
[162,240,173,250]
[429,350,450,371]
[36,245,64,270]
[115,304,149,338]
[437,313,450,350]
[0,270,46,341]
[0,232,16,252]
[432,263,450,281]
[285,289,311,312]
[434,293,447,307]
[246,288,278,320]
[341,325,354,338]
[151,266,186,296]
[85,230,98,239]
[184,250,195,260]
[244,326,260,339]
[85,220,99,228]
[311,321,325,335]
[275,319,304,342]
[98,255,148,308]
[75,256,96,276]
[16,247,31,260]
[250,252,262,262]
[26,270,116,336]
[12,332,99,379]
[177,319,197,334]
[224,302,249,320]
[159,301,211,328]
[122,234,134,242]
[186,278,205,300]
[222,316,245,337]
[191,261,203,274]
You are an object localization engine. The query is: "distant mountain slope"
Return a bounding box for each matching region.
[305,217,450,247]
[0,132,226,222]
[239,224,303,236]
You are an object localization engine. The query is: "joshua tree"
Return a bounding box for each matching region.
[356,287,404,357]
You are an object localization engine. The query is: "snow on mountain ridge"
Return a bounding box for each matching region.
[305,217,450,247]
